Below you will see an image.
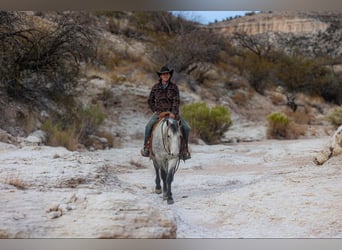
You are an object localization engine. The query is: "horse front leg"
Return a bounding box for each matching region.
[154,164,162,194]
[160,168,168,200]
[165,170,174,205]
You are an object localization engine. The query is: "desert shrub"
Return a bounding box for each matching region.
[42,104,106,150]
[42,120,79,151]
[77,104,106,139]
[286,123,307,139]
[289,111,312,125]
[326,106,342,128]
[181,102,232,144]
[266,112,290,139]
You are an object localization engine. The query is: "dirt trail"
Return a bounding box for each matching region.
[1,137,341,238]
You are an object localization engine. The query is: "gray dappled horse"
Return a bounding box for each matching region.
[151,113,182,204]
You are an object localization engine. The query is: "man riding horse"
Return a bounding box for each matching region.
[141,66,191,160]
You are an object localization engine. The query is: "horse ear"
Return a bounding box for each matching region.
[178,120,182,127]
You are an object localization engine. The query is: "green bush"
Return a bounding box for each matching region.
[266,112,290,139]
[181,102,232,144]
[326,106,342,128]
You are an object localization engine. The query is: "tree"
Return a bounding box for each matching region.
[0,11,97,103]
[232,31,273,59]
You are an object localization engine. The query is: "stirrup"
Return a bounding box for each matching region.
[181,151,191,160]
[141,147,149,157]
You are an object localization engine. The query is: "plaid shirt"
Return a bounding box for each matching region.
[147,80,180,115]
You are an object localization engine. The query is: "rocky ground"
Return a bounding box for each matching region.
[1,129,341,238]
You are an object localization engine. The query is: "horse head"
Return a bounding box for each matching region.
[164,117,182,159]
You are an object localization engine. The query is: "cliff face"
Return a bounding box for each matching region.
[207,11,340,36]
[206,11,342,59]
[212,16,328,35]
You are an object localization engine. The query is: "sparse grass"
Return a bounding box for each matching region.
[270,92,285,105]
[286,123,307,139]
[41,104,107,151]
[96,131,119,148]
[16,109,38,134]
[41,120,79,151]
[231,91,248,106]
[5,176,28,190]
[109,72,126,84]
[58,177,87,188]
[130,160,147,169]
[284,109,312,125]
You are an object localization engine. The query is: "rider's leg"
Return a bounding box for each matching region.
[141,114,159,157]
[178,115,191,160]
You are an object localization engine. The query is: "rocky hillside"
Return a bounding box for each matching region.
[0,11,341,147]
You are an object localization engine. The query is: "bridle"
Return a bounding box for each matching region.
[161,118,181,174]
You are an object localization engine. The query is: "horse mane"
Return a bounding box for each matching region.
[167,118,179,134]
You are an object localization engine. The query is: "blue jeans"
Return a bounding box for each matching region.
[144,114,190,146]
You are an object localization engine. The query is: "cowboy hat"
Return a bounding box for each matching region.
[157,66,174,77]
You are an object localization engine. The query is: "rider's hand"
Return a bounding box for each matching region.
[169,113,175,119]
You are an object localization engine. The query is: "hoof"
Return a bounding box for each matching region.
[155,188,162,194]
[167,198,174,205]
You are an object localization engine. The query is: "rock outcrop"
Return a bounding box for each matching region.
[207,11,338,35]
[314,125,342,165]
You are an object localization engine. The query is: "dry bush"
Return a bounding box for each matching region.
[5,176,28,190]
[42,120,79,151]
[270,92,286,105]
[96,131,119,148]
[284,109,312,125]
[0,11,97,103]
[231,91,248,106]
[42,103,110,151]
[286,122,307,139]
[152,26,225,74]
[109,73,127,85]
